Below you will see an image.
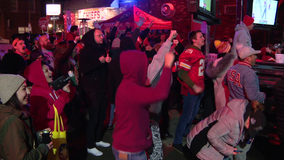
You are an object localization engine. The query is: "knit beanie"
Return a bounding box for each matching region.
[214,40,231,53]
[0,74,25,104]
[243,15,254,26]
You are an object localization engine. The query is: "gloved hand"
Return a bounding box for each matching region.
[135,17,146,27]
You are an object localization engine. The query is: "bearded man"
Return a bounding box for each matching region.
[39,35,55,69]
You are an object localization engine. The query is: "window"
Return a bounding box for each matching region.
[18,27,30,34]
[11,0,18,12]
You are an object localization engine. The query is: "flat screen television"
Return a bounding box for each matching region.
[247,0,279,28]
[188,0,220,25]
[199,0,212,16]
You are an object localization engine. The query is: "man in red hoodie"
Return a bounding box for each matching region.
[112,50,175,159]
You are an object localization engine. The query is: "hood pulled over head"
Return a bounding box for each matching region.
[120,50,148,86]
[24,60,50,89]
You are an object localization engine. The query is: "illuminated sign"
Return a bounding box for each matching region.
[78,8,107,21]
[46,4,61,16]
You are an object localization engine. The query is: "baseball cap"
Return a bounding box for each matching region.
[238,46,261,59]
[248,110,266,138]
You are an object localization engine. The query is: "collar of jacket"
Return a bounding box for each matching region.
[185,44,202,52]
[0,105,23,119]
[238,61,251,68]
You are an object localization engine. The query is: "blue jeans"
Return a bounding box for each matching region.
[109,104,115,126]
[173,92,204,144]
[112,146,147,160]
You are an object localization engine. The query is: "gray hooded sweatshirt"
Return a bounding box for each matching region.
[233,22,252,48]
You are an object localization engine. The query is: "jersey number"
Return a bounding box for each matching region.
[198,59,205,76]
[228,69,242,87]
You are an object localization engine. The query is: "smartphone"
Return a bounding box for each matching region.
[234,150,243,153]
[42,130,51,144]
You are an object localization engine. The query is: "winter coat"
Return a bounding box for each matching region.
[187,99,249,160]
[233,22,252,48]
[148,39,173,114]
[79,29,109,92]
[224,62,266,102]
[24,60,76,131]
[206,49,237,109]
[0,105,49,159]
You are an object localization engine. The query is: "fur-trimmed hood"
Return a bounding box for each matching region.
[206,45,237,79]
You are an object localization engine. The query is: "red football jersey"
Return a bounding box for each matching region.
[179,47,205,95]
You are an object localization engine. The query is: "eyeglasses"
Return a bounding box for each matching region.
[95,34,104,37]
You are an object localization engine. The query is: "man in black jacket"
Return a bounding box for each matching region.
[79,28,111,156]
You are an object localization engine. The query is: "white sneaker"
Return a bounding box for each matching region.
[96,141,111,147]
[87,147,103,156]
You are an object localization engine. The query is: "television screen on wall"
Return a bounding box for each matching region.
[188,0,221,25]
[247,0,279,29]
[199,0,212,13]
[252,0,279,26]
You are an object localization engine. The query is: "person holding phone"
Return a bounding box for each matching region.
[186,99,266,160]
[24,60,76,132]
[0,74,53,159]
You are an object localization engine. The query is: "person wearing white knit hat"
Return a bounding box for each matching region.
[0,74,53,159]
[0,74,26,104]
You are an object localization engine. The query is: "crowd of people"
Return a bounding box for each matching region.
[0,14,282,160]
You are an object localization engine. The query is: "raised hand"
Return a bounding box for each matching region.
[169,30,178,41]
[135,17,146,27]
[115,21,120,27]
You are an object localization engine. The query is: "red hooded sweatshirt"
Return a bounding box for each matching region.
[24,60,76,131]
[112,50,172,152]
